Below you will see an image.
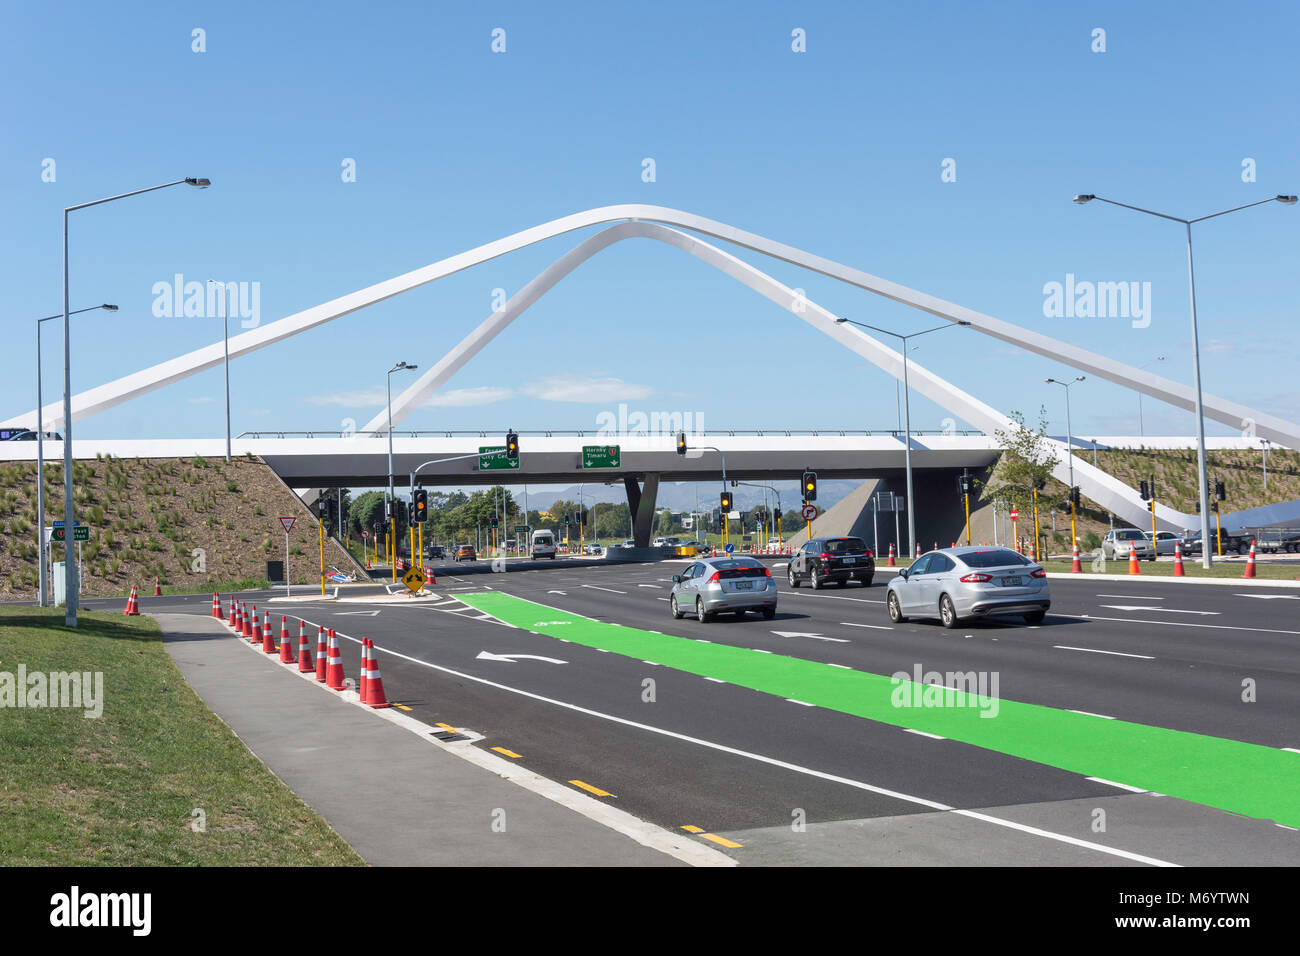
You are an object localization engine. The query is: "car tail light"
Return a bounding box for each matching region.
[707,571,720,583]
[1031,568,1047,578]
[866,549,874,557]
[959,573,992,583]
[819,553,832,561]
[762,566,771,577]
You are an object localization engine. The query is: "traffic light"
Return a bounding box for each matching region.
[959,470,971,495]
[1070,486,1081,508]
[1215,480,1226,501]
[506,430,519,460]
[1139,480,1150,501]
[412,489,428,524]
[577,507,588,526]
[802,470,817,502]
[490,516,499,529]
[773,508,782,524]
[720,491,733,512]
[676,431,687,456]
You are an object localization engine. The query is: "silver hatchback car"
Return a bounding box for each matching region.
[670,556,777,622]
[887,547,1050,628]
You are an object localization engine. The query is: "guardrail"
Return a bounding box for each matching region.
[234,428,988,440]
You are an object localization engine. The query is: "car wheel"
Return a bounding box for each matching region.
[670,595,683,619]
[761,606,776,620]
[939,594,959,629]
[696,597,713,624]
[810,569,824,590]
[861,575,874,588]
[1024,609,1046,625]
[887,591,907,623]
[788,566,799,588]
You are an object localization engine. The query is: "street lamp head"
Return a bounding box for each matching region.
[101,304,118,312]
[1275,195,1298,204]
[1073,194,1096,204]
[1045,378,1056,384]
[1076,376,1086,382]
[185,178,211,188]
[835,317,848,323]
[956,320,971,326]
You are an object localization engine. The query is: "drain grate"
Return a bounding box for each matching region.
[431,730,471,742]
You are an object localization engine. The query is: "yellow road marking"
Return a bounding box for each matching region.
[492,747,522,758]
[701,833,744,849]
[569,779,613,797]
[680,825,704,833]
[395,704,413,711]
[436,722,458,732]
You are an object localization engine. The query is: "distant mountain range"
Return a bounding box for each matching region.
[519,480,866,514]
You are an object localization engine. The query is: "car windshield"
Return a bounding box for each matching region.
[824,538,867,554]
[1116,530,1144,540]
[960,549,1032,568]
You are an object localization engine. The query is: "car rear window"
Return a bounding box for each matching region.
[960,549,1032,568]
[824,538,868,554]
[711,559,767,578]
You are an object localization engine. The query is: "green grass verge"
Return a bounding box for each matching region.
[1037,559,1300,580]
[0,607,364,865]
[460,592,1300,829]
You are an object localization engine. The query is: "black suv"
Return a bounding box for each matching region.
[787,536,875,588]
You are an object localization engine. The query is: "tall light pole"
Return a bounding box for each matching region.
[61,177,209,626]
[34,304,116,607]
[1261,438,1271,493]
[1073,191,1296,568]
[1046,376,1085,547]
[386,361,417,580]
[1136,356,1165,438]
[207,280,233,462]
[835,317,970,557]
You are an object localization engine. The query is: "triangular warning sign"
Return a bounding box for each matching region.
[279,516,297,533]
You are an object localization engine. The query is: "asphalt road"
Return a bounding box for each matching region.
[86,558,1300,866]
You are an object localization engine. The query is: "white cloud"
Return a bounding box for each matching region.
[1203,339,1236,354]
[186,396,215,404]
[425,386,514,407]
[305,388,387,407]
[519,375,653,403]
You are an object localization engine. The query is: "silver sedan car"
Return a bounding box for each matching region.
[887,547,1050,628]
[670,556,777,622]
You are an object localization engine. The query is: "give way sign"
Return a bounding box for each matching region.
[279,516,297,533]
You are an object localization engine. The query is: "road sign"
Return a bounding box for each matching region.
[1009,509,1019,521]
[52,526,89,542]
[52,520,80,528]
[514,525,530,535]
[724,543,735,554]
[479,446,520,471]
[362,530,369,539]
[801,504,818,521]
[581,445,621,469]
[279,516,297,533]
[727,510,741,520]
[402,566,426,594]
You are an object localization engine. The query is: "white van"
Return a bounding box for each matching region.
[531,530,557,559]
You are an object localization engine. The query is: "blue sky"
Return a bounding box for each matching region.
[2,0,1298,445]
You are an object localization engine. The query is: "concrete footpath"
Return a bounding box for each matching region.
[157,613,721,866]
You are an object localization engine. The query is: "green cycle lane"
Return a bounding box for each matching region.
[459,592,1300,828]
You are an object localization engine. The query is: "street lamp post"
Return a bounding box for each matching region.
[61,177,209,626]
[1046,376,1085,548]
[386,361,417,580]
[207,280,233,462]
[835,317,971,557]
[34,304,116,607]
[1073,192,1296,568]
[1137,356,1166,438]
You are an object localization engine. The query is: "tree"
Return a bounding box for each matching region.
[984,408,1061,515]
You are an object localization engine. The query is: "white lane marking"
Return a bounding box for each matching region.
[324,618,1179,867]
[642,660,660,666]
[638,584,662,589]
[1054,645,1155,660]
[840,622,893,630]
[657,597,670,602]
[1235,594,1300,600]
[431,599,463,607]
[828,663,852,670]
[751,648,773,654]
[1087,777,1148,793]
[1057,613,1300,636]
[770,630,850,643]
[904,729,947,740]
[781,592,885,604]
[1097,594,1165,600]
[1068,710,1116,720]
[704,677,726,683]
[1100,605,1219,616]
[547,590,568,595]
[1283,748,1300,754]
[582,584,628,595]
[785,699,815,707]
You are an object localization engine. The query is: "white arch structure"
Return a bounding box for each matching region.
[8,204,1295,530]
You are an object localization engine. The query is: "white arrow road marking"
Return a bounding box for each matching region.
[475,651,568,664]
[770,630,850,643]
[582,584,628,594]
[1099,605,1219,615]
[547,590,568,595]
[1235,593,1300,600]
[335,610,382,616]
[1055,645,1155,660]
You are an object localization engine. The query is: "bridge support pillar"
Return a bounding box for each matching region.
[625,474,660,548]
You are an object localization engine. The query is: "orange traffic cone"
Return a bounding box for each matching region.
[887,542,896,567]
[357,639,369,702]
[227,597,236,627]
[1173,540,1186,576]
[326,630,346,691]
[261,613,276,653]
[279,616,294,662]
[316,626,328,683]
[297,620,314,673]
[1128,542,1141,575]
[246,603,256,640]
[1029,539,1037,561]
[1243,539,1257,579]
[211,592,221,617]
[122,584,140,616]
[154,577,162,597]
[914,543,921,558]
[1071,539,1082,573]
[364,639,392,709]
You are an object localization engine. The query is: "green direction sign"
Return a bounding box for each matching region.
[514,525,530,535]
[582,445,621,469]
[478,446,519,471]
[53,526,90,542]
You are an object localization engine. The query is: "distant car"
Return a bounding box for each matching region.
[582,544,603,555]
[1102,528,1155,561]
[621,539,636,548]
[1181,529,1251,556]
[426,545,446,560]
[532,530,557,559]
[682,540,709,553]
[887,546,1050,627]
[3,429,62,441]
[670,556,777,621]
[454,544,476,562]
[787,536,875,588]
[1144,530,1182,555]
